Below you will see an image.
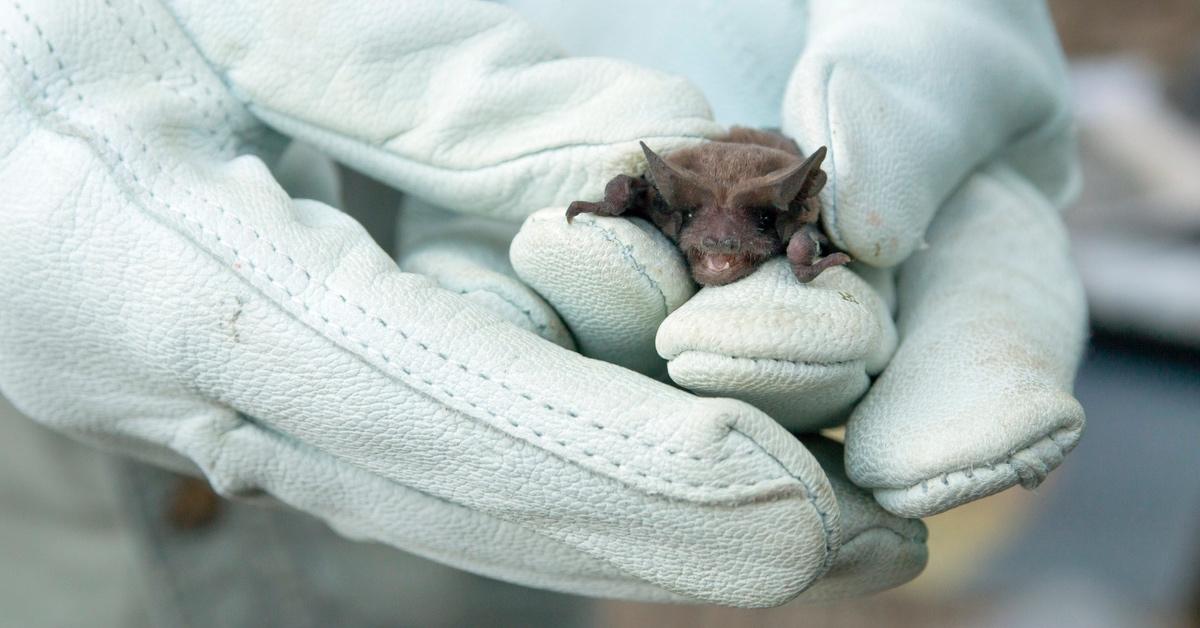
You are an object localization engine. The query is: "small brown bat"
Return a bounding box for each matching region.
[566,127,850,286]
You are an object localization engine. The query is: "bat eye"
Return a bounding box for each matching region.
[682,208,695,221]
[754,207,775,229]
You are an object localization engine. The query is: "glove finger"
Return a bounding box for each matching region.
[200,406,697,603]
[0,1,840,602]
[511,208,695,377]
[844,164,1087,518]
[656,259,897,432]
[782,0,1077,267]
[271,140,342,209]
[397,198,574,349]
[168,0,722,220]
[0,132,838,607]
[271,50,570,346]
[796,436,927,601]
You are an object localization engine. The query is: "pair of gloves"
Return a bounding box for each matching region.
[0,0,1087,607]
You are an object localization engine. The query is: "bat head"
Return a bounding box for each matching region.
[641,142,827,286]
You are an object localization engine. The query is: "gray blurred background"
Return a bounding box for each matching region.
[2,1,1198,626]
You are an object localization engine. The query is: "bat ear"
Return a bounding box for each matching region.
[756,146,827,210]
[640,142,699,207]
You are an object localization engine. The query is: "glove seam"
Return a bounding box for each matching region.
[877,426,1078,495]
[215,413,696,601]
[666,348,861,368]
[725,424,836,576]
[157,0,720,175]
[106,0,240,153]
[225,412,844,606]
[6,9,839,586]
[257,102,716,174]
[544,214,675,319]
[25,110,785,490]
[448,286,553,339]
[43,116,777,488]
[5,10,796,495]
[841,523,927,548]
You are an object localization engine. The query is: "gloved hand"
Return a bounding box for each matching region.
[512,0,1088,518]
[0,0,927,607]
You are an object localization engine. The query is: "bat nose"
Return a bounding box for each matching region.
[703,236,740,253]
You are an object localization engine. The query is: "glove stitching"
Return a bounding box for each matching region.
[7,19,791,493]
[202,219,774,486]
[841,523,927,548]
[47,113,783,489]
[668,349,860,369]
[579,220,671,316]
[887,427,1077,497]
[254,103,715,175]
[0,14,319,285]
[0,25,39,81]
[135,0,244,154]
[153,0,720,176]
[726,425,835,574]
[223,413,759,604]
[95,0,237,153]
[6,19,839,581]
[447,287,552,339]
[531,213,673,318]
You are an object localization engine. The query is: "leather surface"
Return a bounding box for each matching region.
[507,0,1087,520]
[0,0,939,607]
[657,259,896,432]
[510,210,694,377]
[845,165,1087,517]
[399,200,575,351]
[784,0,1080,267]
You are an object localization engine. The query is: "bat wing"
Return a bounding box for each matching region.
[566,174,650,222]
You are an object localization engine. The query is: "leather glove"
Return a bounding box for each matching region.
[512,0,1088,518]
[0,0,927,607]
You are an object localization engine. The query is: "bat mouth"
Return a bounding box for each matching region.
[703,254,735,273]
[686,250,764,286]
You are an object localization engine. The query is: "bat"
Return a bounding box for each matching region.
[566,127,850,286]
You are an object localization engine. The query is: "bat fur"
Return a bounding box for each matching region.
[566,127,850,286]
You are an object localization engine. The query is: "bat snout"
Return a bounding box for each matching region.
[701,235,741,253]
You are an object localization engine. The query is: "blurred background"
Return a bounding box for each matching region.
[1,1,1197,626]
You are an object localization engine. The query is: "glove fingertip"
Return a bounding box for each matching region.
[510,208,693,375]
[783,61,936,268]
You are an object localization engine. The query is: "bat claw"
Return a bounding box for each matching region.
[790,252,852,283]
[824,252,852,268]
[566,199,629,224]
[565,201,592,223]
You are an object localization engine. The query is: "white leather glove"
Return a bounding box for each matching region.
[512,0,1088,518]
[0,0,927,607]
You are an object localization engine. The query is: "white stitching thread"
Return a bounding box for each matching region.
[669,349,861,369]
[0,12,798,492]
[2,18,787,492]
[893,427,1077,497]
[540,213,675,319]
[95,0,236,152]
[4,5,839,575]
[448,286,554,339]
